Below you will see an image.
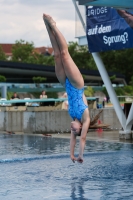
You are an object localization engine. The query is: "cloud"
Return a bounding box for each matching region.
[0,0,80,47]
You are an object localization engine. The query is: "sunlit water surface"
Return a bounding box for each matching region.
[0,134,133,200]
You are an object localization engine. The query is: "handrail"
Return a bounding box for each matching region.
[117,96,133,98]
[0,97,97,104]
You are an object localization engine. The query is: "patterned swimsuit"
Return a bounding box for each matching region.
[65,78,88,121]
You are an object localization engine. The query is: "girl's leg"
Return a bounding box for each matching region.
[43,17,66,86]
[43,14,84,89]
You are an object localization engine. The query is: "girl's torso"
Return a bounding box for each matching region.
[65,78,88,122]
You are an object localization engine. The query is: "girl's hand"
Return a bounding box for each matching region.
[77,156,83,163]
[71,155,77,163]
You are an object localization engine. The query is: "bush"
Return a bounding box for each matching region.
[33,76,47,83]
[114,87,125,96]
[84,86,94,97]
[102,87,108,96]
[0,75,6,82]
[7,92,14,100]
[123,85,133,94]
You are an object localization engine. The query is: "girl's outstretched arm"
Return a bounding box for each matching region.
[70,131,77,163]
[77,119,90,163]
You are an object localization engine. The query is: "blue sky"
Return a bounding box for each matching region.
[0,0,81,47]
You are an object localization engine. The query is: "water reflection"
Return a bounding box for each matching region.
[70,180,88,200]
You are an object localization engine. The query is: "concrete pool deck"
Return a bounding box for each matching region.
[52,130,133,144]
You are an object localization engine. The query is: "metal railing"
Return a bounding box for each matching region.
[117,96,133,103]
[0,97,97,106]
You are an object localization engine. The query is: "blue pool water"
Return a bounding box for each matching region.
[0,134,133,200]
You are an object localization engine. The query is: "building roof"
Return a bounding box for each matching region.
[34,46,54,55]
[0,44,13,56]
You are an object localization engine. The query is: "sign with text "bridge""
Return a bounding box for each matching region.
[86,6,133,52]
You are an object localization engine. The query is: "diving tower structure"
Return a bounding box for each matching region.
[72,0,133,138]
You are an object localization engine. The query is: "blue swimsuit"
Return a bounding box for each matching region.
[65,78,88,121]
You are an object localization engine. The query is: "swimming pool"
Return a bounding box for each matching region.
[0,134,133,200]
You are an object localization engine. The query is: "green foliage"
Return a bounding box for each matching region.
[0,75,6,82]
[102,87,108,96]
[30,92,40,98]
[32,76,47,83]
[82,74,85,80]
[46,92,58,98]
[100,49,133,84]
[2,38,133,86]
[11,39,55,66]
[110,75,116,82]
[68,42,97,70]
[41,55,55,66]
[84,86,94,97]
[114,87,125,96]
[7,92,14,100]
[103,85,133,96]
[12,39,34,63]
[105,86,133,96]
[123,85,133,95]
[8,40,133,85]
[0,45,6,61]
[129,76,133,85]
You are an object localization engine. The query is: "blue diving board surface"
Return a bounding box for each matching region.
[0,97,97,104]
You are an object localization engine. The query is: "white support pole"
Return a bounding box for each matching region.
[92,53,126,130]
[72,0,128,131]
[72,0,86,31]
[125,103,133,130]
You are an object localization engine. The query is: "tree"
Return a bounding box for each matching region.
[123,85,133,95]
[84,86,94,97]
[10,39,133,84]
[0,75,6,82]
[0,45,6,61]
[33,53,55,65]
[11,39,55,66]
[100,49,133,84]
[68,42,97,70]
[12,39,34,62]
[129,76,133,85]
[110,75,116,82]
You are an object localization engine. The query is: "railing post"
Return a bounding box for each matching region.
[1,85,7,98]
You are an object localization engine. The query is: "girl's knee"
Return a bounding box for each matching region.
[54,50,70,64]
[54,52,61,60]
[81,135,86,142]
[60,50,69,61]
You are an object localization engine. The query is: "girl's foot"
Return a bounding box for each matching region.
[43,14,56,29]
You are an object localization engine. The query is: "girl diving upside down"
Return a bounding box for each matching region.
[43,14,90,163]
